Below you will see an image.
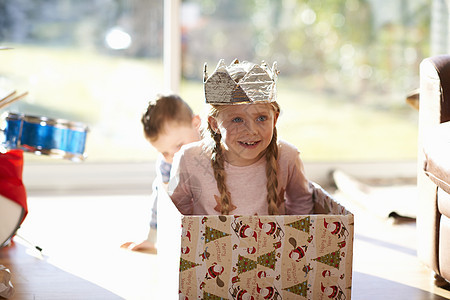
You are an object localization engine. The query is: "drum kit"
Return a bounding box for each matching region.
[2,111,88,162]
[0,65,89,248]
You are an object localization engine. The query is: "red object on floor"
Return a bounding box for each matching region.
[0,149,27,223]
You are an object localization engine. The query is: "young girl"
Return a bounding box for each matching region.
[168,59,314,216]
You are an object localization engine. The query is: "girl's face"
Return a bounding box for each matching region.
[208,103,278,166]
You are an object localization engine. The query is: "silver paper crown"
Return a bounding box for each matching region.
[203,59,279,105]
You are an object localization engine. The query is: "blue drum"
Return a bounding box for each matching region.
[1,112,88,161]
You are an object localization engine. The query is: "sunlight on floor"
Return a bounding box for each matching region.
[16,194,159,299]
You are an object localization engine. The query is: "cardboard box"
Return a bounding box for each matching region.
[177,184,354,299]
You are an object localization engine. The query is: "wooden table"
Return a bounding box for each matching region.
[0,241,122,299]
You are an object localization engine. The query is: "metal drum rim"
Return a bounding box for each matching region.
[4,112,88,132]
[3,112,23,121]
[23,115,88,131]
[21,145,87,162]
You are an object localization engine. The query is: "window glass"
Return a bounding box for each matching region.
[180,0,430,162]
[0,1,164,163]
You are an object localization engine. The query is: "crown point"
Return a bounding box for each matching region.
[232,58,240,64]
[203,63,208,83]
[272,61,279,77]
[216,59,226,70]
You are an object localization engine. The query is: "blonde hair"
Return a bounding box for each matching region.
[206,102,281,215]
[141,94,194,141]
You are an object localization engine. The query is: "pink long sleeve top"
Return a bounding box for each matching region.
[168,139,314,216]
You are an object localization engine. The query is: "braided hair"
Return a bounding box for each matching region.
[208,120,232,214]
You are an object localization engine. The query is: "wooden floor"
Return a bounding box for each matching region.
[1,189,450,299]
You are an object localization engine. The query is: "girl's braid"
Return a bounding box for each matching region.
[209,123,232,214]
[265,102,281,215]
[265,127,279,215]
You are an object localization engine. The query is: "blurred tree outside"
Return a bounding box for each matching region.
[180,0,430,161]
[182,0,430,108]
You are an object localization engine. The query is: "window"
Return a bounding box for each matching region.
[180,0,430,162]
[0,1,164,163]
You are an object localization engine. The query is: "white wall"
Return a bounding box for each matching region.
[22,160,417,196]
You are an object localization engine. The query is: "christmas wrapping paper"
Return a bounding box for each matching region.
[179,184,354,299]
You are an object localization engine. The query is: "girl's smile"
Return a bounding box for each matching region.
[238,140,261,148]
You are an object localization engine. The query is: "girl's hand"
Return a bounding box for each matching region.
[120,240,157,254]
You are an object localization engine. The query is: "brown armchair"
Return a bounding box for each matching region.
[417,55,450,284]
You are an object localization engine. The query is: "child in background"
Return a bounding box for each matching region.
[121,94,201,252]
[168,59,314,216]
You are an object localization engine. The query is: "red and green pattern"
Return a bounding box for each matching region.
[204,226,231,243]
[285,217,311,233]
[203,291,227,300]
[257,250,277,270]
[313,249,341,269]
[236,255,257,274]
[283,280,309,297]
[179,257,201,272]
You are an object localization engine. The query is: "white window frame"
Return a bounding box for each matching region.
[164,0,181,93]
